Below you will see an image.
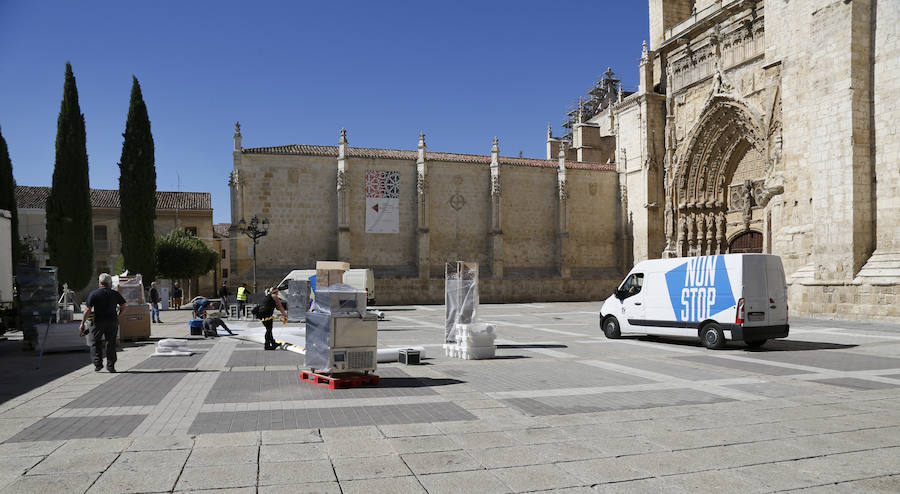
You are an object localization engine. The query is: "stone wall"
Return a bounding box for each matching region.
[230,137,622,303]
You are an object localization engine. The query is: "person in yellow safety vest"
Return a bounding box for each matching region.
[236,283,248,317]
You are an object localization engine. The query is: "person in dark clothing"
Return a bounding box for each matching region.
[149,281,162,323]
[217,282,229,301]
[257,287,287,350]
[79,273,127,372]
[202,316,234,337]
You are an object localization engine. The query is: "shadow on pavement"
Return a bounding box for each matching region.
[497,344,568,349]
[0,339,90,405]
[626,335,857,352]
[741,340,857,352]
[379,376,465,388]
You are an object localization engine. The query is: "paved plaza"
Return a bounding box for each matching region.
[0,302,899,493]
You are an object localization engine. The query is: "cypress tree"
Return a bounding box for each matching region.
[0,125,20,262]
[118,76,157,284]
[46,62,93,289]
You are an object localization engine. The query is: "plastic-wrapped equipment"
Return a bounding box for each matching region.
[287,279,310,321]
[305,283,377,374]
[445,262,478,344]
[15,264,57,344]
[152,338,193,357]
[311,283,366,314]
[443,322,496,360]
[115,274,144,305]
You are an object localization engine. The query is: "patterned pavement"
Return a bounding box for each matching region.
[0,303,898,492]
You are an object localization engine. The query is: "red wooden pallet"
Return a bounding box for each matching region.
[300,370,380,389]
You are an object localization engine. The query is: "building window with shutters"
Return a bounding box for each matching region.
[94,225,109,252]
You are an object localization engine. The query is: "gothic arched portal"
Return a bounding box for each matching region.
[668,94,769,257]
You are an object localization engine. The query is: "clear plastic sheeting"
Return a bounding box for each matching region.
[305,283,377,374]
[115,274,144,305]
[443,322,496,360]
[152,338,193,357]
[445,262,479,344]
[304,312,332,371]
[287,279,310,321]
[312,283,366,315]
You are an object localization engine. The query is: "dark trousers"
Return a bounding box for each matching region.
[237,300,245,317]
[90,321,118,367]
[263,318,276,349]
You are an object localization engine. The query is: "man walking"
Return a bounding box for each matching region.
[236,283,248,317]
[218,281,229,301]
[257,287,287,350]
[149,281,162,323]
[79,273,127,373]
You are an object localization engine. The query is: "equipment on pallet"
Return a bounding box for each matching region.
[304,283,377,374]
[300,369,380,389]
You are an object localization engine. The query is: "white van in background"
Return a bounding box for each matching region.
[344,269,375,305]
[277,268,375,306]
[599,254,789,349]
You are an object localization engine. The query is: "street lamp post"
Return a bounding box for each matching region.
[238,215,270,294]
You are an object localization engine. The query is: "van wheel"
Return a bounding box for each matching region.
[701,323,726,349]
[745,339,767,348]
[602,317,621,339]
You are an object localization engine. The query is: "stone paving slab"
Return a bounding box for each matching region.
[6,415,146,442]
[439,360,651,392]
[677,354,813,375]
[503,386,731,415]
[812,377,900,390]
[64,372,186,408]
[189,402,476,434]
[130,353,205,370]
[226,349,305,367]
[1,307,900,493]
[204,368,440,404]
[744,350,900,371]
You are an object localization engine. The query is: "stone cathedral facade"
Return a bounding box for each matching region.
[229,0,897,320]
[554,0,898,320]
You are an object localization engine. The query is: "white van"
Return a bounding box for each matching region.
[278,270,316,292]
[599,254,789,349]
[343,269,375,305]
[278,268,375,305]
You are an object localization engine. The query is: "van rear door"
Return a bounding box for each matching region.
[766,256,788,324]
[741,255,770,326]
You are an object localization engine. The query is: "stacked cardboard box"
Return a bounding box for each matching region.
[316,261,349,288]
[118,304,151,341]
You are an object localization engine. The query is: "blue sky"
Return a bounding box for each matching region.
[0,1,648,223]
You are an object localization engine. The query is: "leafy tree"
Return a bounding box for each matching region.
[155,230,218,296]
[118,76,156,284]
[0,125,20,262]
[46,62,93,289]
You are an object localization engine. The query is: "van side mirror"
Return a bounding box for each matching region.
[615,289,625,300]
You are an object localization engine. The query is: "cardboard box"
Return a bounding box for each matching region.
[118,304,151,340]
[316,261,349,288]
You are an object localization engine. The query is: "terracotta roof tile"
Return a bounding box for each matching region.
[242,144,615,171]
[15,185,211,211]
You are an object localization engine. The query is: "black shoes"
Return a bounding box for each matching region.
[107,365,117,373]
[94,365,103,372]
